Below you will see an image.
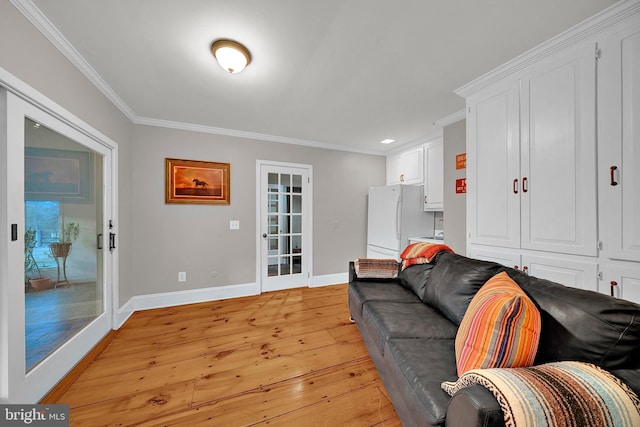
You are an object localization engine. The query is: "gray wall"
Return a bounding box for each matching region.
[131,126,384,294]
[443,119,466,255]
[0,0,387,303]
[0,1,135,305]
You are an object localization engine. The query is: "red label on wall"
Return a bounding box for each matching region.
[456,153,466,170]
[456,178,467,194]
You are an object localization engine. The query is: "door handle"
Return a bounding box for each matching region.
[610,166,618,186]
[97,233,103,250]
[513,178,519,194]
[262,233,267,239]
[522,177,528,193]
[610,280,618,297]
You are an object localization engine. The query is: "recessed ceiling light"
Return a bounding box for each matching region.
[380,139,395,144]
[33,123,41,128]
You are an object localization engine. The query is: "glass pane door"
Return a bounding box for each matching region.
[260,164,309,292]
[24,118,104,371]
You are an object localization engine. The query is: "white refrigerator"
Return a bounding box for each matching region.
[367,184,435,260]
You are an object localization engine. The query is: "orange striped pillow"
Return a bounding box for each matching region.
[455,271,541,376]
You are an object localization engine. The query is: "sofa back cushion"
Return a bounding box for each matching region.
[455,271,541,376]
[423,253,504,325]
[397,251,448,300]
[510,270,640,370]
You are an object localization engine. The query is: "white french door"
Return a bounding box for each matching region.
[1,87,116,403]
[257,161,311,292]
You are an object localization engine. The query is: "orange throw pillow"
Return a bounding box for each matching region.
[455,271,541,376]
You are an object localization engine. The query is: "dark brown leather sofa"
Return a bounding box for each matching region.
[348,252,640,426]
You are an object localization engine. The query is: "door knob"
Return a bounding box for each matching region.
[262,233,267,238]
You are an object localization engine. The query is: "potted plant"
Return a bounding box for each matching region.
[50,221,80,257]
[49,221,80,286]
[24,227,51,291]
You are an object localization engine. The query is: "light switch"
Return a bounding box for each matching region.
[230,220,240,230]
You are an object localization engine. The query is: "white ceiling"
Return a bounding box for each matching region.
[22,0,617,154]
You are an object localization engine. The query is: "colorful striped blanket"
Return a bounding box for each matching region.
[354,258,398,279]
[442,361,640,427]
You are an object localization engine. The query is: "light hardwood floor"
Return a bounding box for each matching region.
[51,284,401,426]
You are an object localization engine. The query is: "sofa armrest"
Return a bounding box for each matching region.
[349,261,356,282]
[445,385,504,427]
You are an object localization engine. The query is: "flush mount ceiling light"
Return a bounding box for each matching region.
[380,139,395,144]
[211,39,252,74]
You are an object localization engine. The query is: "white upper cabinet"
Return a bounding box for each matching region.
[467,42,597,257]
[466,80,521,249]
[519,42,597,256]
[598,14,640,263]
[387,146,424,185]
[423,138,444,211]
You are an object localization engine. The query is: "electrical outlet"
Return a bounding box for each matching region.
[178,272,186,282]
[229,220,240,230]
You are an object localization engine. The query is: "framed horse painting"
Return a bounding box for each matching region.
[165,158,231,205]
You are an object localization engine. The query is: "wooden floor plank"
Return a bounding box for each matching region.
[52,284,400,426]
[137,358,381,427]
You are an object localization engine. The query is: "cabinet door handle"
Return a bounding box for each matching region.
[610,280,618,297]
[523,266,528,274]
[424,196,428,204]
[522,177,528,193]
[610,166,618,186]
[514,265,519,270]
[400,174,405,183]
[513,178,519,194]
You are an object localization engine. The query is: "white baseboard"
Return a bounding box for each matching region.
[310,272,348,288]
[116,282,259,328]
[115,273,347,328]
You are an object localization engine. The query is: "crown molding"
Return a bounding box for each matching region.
[10,0,137,121]
[434,109,465,127]
[386,129,443,155]
[134,116,385,155]
[455,0,640,98]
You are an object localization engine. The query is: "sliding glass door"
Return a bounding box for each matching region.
[1,88,115,403]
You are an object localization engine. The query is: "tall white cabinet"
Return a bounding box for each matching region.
[597,12,640,300]
[459,2,640,303]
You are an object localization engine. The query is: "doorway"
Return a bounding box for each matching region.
[257,161,312,292]
[1,87,116,403]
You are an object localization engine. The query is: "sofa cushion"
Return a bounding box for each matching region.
[423,253,504,325]
[362,301,458,355]
[510,269,640,370]
[397,254,444,300]
[348,280,418,318]
[455,271,541,375]
[384,338,458,426]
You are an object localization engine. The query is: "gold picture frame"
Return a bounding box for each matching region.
[165,158,230,205]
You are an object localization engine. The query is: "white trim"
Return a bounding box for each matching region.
[455,0,640,98]
[116,282,260,327]
[386,129,443,155]
[256,160,313,292]
[136,116,383,155]
[434,109,466,127]
[310,273,348,288]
